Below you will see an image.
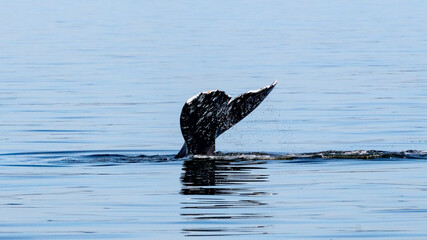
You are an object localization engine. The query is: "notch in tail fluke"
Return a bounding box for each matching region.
[175,81,277,158]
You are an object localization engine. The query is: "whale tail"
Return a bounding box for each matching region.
[175,81,277,158]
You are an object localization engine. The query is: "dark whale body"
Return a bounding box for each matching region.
[175,81,277,158]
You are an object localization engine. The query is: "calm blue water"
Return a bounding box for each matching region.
[1,0,426,239]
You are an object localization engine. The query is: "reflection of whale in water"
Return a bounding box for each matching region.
[175,81,277,158]
[180,158,272,237]
[181,158,269,195]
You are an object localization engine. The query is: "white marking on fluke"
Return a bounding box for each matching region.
[176,81,277,158]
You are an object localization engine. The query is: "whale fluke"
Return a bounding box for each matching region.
[175,81,277,158]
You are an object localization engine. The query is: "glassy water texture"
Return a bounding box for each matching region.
[1,0,427,239]
[1,0,426,154]
[1,152,427,239]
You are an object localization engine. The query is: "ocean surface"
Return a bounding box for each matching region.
[1,0,426,239]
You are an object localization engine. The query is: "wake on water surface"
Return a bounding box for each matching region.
[3,150,426,165]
